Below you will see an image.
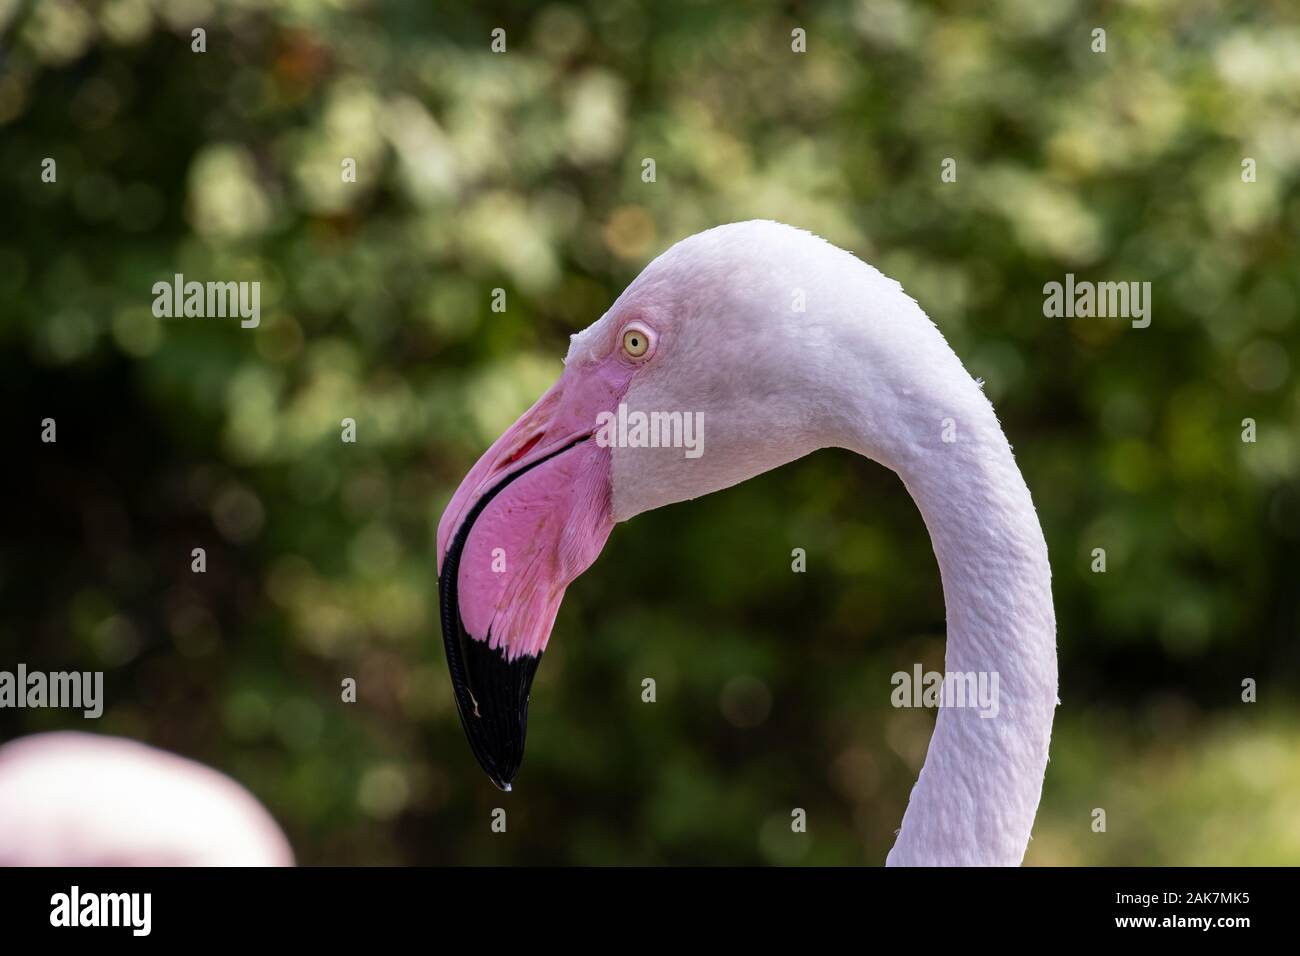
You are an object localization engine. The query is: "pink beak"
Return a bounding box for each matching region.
[436,360,630,790]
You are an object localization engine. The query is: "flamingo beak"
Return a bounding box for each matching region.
[436,368,622,790]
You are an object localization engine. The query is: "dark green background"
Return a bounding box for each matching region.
[2,1,1297,864]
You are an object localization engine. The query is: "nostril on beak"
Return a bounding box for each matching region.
[501,432,543,468]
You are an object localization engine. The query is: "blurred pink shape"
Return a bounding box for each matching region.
[0,732,293,866]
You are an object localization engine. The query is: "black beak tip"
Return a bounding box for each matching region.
[439,562,542,792]
[474,751,517,792]
[448,637,541,792]
[460,636,541,786]
[439,442,589,791]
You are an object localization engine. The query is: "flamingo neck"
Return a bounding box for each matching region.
[844,377,1058,865]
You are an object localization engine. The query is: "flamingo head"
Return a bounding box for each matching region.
[436,220,916,789]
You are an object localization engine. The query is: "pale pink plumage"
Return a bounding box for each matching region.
[437,221,1058,862]
[0,732,293,866]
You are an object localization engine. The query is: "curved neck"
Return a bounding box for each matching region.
[843,372,1058,865]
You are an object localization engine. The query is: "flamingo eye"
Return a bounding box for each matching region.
[622,327,651,358]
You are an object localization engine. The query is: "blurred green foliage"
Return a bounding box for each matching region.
[1,0,1297,864]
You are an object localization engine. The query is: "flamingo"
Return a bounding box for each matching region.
[436,220,1058,865]
[0,732,293,866]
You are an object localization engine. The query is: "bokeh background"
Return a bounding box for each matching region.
[2,0,1298,865]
